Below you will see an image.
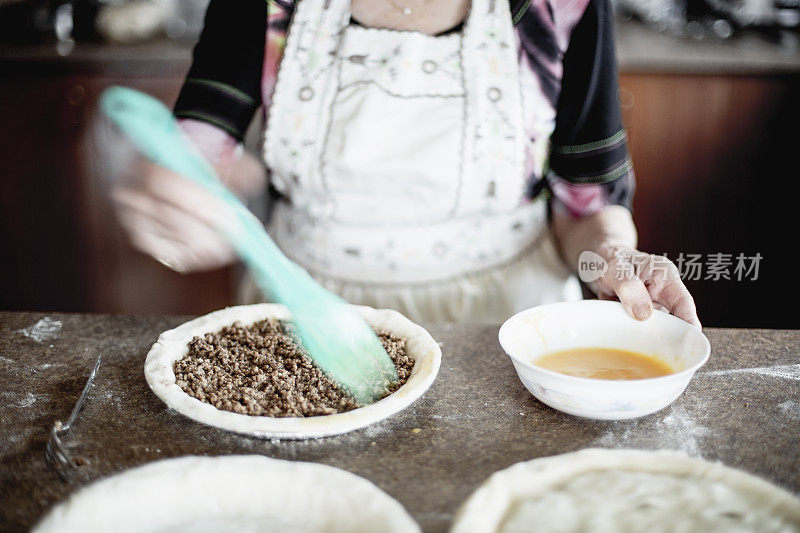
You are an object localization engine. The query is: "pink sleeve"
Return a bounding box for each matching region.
[178,119,241,168]
[551,0,591,52]
[549,173,609,218]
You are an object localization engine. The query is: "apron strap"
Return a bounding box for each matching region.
[458,0,527,215]
[264,0,350,194]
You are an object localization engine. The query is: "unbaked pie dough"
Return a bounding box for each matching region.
[144,304,441,439]
[451,448,800,533]
[34,455,420,532]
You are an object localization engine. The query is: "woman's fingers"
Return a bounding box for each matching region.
[114,188,236,272]
[637,254,702,328]
[593,247,700,328]
[123,210,234,272]
[140,164,237,232]
[600,250,653,321]
[651,276,701,328]
[111,162,240,272]
[613,277,653,321]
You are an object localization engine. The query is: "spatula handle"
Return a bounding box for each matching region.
[99,86,304,300]
[101,86,398,402]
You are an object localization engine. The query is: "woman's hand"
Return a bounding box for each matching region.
[591,243,701,328]
[552,205,701,328]
[111,150,266,273]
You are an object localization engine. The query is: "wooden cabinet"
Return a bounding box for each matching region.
[619,73,798,327]
[1,75,94,313]
[0,51,235,315]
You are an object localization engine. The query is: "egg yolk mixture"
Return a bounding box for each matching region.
[534,348,673,380]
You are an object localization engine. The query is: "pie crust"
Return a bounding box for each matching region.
[452,448,800,533]
[144,304,441,439]
[35,455,420,532]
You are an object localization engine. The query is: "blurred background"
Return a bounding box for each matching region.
[1,0,798,327]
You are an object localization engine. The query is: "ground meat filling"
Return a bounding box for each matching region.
[173,319,414,417]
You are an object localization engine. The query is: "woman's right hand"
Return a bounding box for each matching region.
[111,151,266,273]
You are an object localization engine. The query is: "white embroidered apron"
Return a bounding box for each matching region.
[245,0,582,322]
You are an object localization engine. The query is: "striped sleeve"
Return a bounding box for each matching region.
[173,0,268,141]
[548,0,635,213]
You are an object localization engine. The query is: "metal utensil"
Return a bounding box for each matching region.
[99,86,398,403]
[46,354,102,481]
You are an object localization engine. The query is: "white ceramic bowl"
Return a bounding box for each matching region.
[498,300,710,420]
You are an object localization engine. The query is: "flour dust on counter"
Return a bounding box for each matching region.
[778,400,800,421]
[3,391,49,409]
[14,316,62,343]
[701,364,800,381]
[596,406,710,457]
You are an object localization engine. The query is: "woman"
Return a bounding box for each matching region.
[113,0,700,326]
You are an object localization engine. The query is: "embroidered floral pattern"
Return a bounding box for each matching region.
[262,0,555,284]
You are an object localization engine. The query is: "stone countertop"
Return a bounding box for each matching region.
[0,311,798,532]
[1,20,799,76]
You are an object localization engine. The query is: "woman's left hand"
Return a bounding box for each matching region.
[591,244,701,328]
[552,205,701,329]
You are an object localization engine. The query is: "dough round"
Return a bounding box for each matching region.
[144,304,441,439]
[35,455,420,533]
[452,448,800,533]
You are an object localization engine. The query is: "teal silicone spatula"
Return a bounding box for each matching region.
[100,86,398,403]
